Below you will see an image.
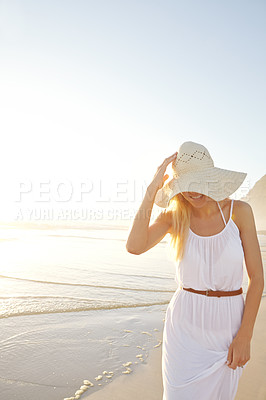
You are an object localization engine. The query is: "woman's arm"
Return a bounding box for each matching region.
[237,201,264,338]
[126,152,177,255]
[227,201,264,369]
[126,186,172,254]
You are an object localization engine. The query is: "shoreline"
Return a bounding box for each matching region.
[0,304,166,400]
[83,344,163,400]
[83,297,266,400]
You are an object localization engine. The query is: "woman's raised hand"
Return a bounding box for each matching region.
[149,152,178,192]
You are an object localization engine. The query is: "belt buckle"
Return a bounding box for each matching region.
[206,289,209,296]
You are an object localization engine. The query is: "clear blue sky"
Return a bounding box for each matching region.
[0,0,265,221]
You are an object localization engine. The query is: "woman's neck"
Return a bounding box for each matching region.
[190,199,220,219]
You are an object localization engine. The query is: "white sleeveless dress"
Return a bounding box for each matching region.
[162,199,247,400]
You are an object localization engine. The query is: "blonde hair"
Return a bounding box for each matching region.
[164,193,231,263]
[165,193,191,263]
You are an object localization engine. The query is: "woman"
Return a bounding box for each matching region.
[126,141,264,400]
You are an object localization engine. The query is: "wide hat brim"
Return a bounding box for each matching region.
[154,167,247,208]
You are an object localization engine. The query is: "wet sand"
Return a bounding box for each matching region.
[82,297,266,400]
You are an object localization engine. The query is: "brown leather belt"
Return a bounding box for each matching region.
[182,287,243,297]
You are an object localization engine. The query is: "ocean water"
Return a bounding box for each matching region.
[0,225,265,400]
[0,226,177,318]
[0,225,176,400]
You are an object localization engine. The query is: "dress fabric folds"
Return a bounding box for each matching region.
[162,199,247,400]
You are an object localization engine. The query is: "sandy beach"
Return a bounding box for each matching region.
[83,296,266,400]
[1,229,264,400]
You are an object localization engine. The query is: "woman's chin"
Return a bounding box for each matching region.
[188,194,209,207]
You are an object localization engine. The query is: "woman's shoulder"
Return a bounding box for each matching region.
[233,199,253,214]
[231,199,254,233]
[155,209,173,222]
[154,209,173,233]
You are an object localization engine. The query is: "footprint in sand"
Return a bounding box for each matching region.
[80,385,89,390]
[141,331,152,337]
[123,361,132,367]
[83,380,94,387]
[64,382,92,400]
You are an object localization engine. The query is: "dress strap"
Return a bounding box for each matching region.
[217,202,226,226]
[230,199,234,219]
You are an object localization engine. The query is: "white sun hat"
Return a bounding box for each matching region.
[154,141,247,208]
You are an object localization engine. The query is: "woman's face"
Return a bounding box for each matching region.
[181,192,211,207]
